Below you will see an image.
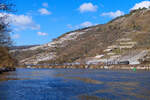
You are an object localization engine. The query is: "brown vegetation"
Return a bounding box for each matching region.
[40,8,150,64]
[12,8,150,65]
[0,47,16,68]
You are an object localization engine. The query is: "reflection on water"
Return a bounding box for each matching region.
[78,95,106,100]
[65,77,103,84]
[0,68,150,100]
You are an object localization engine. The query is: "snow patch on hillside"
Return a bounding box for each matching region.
[13,30,89,64]
[20,52,56,64]
[46,31,86,47]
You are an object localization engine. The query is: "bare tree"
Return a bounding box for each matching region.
[0,0,14,47]
[0,0,14,11]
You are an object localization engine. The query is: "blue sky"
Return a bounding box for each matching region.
[9,0,150,46]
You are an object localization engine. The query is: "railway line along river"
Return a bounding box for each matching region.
[0,68,150,100]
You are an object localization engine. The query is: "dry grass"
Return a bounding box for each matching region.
[0,47,16,67]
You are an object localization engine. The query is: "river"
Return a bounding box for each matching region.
[0,68,150,100]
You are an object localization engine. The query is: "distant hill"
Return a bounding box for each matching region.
[11,8,150,65]
[11,45,39,50]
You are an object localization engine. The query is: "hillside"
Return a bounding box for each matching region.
[11,8,150,65]
[11,45,39,50]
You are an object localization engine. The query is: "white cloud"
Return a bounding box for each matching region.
[79,3,98,13]
[37,32,48,36]
[12,34,20,39]
[101,10,124,18]
[9,14,40,30]
[10,15,32,25]
[131,1,150,10]
[42,2,48,7]
[0,13,40,30]
[0,13,40,31]
[80,21,93,27]
[0,13,5,17]
[38,8,51,15]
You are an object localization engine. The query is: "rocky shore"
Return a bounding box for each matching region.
[0,67,16,74]
[19,64,150,70]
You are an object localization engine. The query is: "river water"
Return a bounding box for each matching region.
[0,68,150,100]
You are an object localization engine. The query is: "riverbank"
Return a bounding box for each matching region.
[0,67,16,74]
[18,64,150,70]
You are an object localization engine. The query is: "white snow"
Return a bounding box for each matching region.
[120,42,137,45]
[46,32,86,47]
[95,55,104,58]
[104,49,112,52]
[16,30,88,64]
[117,38,131,42]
